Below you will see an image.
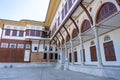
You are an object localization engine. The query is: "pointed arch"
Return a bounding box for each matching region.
[81,19,91,33]
[96,2,117,23]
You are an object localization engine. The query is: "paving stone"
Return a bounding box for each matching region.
[0,67,118,80]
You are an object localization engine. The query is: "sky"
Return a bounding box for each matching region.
[0,0,50,22]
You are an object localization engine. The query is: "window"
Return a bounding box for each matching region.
[72,28,78,39]
[36,30,40,37]
[96,2,117,23]
[43,53,47,59]
[49,53,53,59]
[104,35,111,41]
[26,29,29,36]
[55,53,58,60]
[90,41,95,46]
[26,44,30,49]
[30,30,35,36]
[81,20,91,33]
[44,46,47,51]
[19,31,24,37]
[49,46,53,51]
[12,30,17,36]
[5,29,11,36]
[34,47,38,50]
[10,43,16,48]
[1,43,8,48]
[18,44,24,48]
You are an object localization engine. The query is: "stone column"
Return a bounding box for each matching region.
[92,26,102,67]
[70,40,74,64]
[64,41,69,70]
[60,46,63,64]
[79,34,84,65]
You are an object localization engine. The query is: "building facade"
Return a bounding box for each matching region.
[0,0,120,79]
[49,0,120,79]
[0,20,58,63]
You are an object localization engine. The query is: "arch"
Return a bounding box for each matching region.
[61,39,64,45]
[90,40,95,46]
[104,35,111,41]
[72,28,78,39]
[96,2,117,23]
[80,3,93,25]
[66,34,70,42]
[81,19,91,33]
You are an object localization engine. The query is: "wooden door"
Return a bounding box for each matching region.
[104,41,116,61]
[74,52,78,62]
[90,46,97,61]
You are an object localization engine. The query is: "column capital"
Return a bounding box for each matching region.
[91,26,99,32]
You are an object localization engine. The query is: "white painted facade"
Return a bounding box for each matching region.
[50,0,120,79]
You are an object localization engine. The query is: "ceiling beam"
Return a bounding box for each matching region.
[63,26,70,40]
[79,3,93,25]
[70,16,79,34]
[59,31,64,45]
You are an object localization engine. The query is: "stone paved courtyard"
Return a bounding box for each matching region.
[0,67,118,80]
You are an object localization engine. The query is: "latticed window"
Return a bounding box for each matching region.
[12,30,17,36]
[90,41,95,46]
[104,35,111,41]
[26,44,30,49]
[9,43,16,48]
[81,20,91,33]
[36,30,40,37]
[19,30,24,37]
[18,44,24,48]
[1,43,8,48]
[30,30,35,36]
[72,28,77,39]
[5,29,11,36]
[96,2,117,23]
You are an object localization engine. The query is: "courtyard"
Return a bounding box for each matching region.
[0,67,117,80]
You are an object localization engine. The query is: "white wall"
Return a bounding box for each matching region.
[99,28,120,66]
